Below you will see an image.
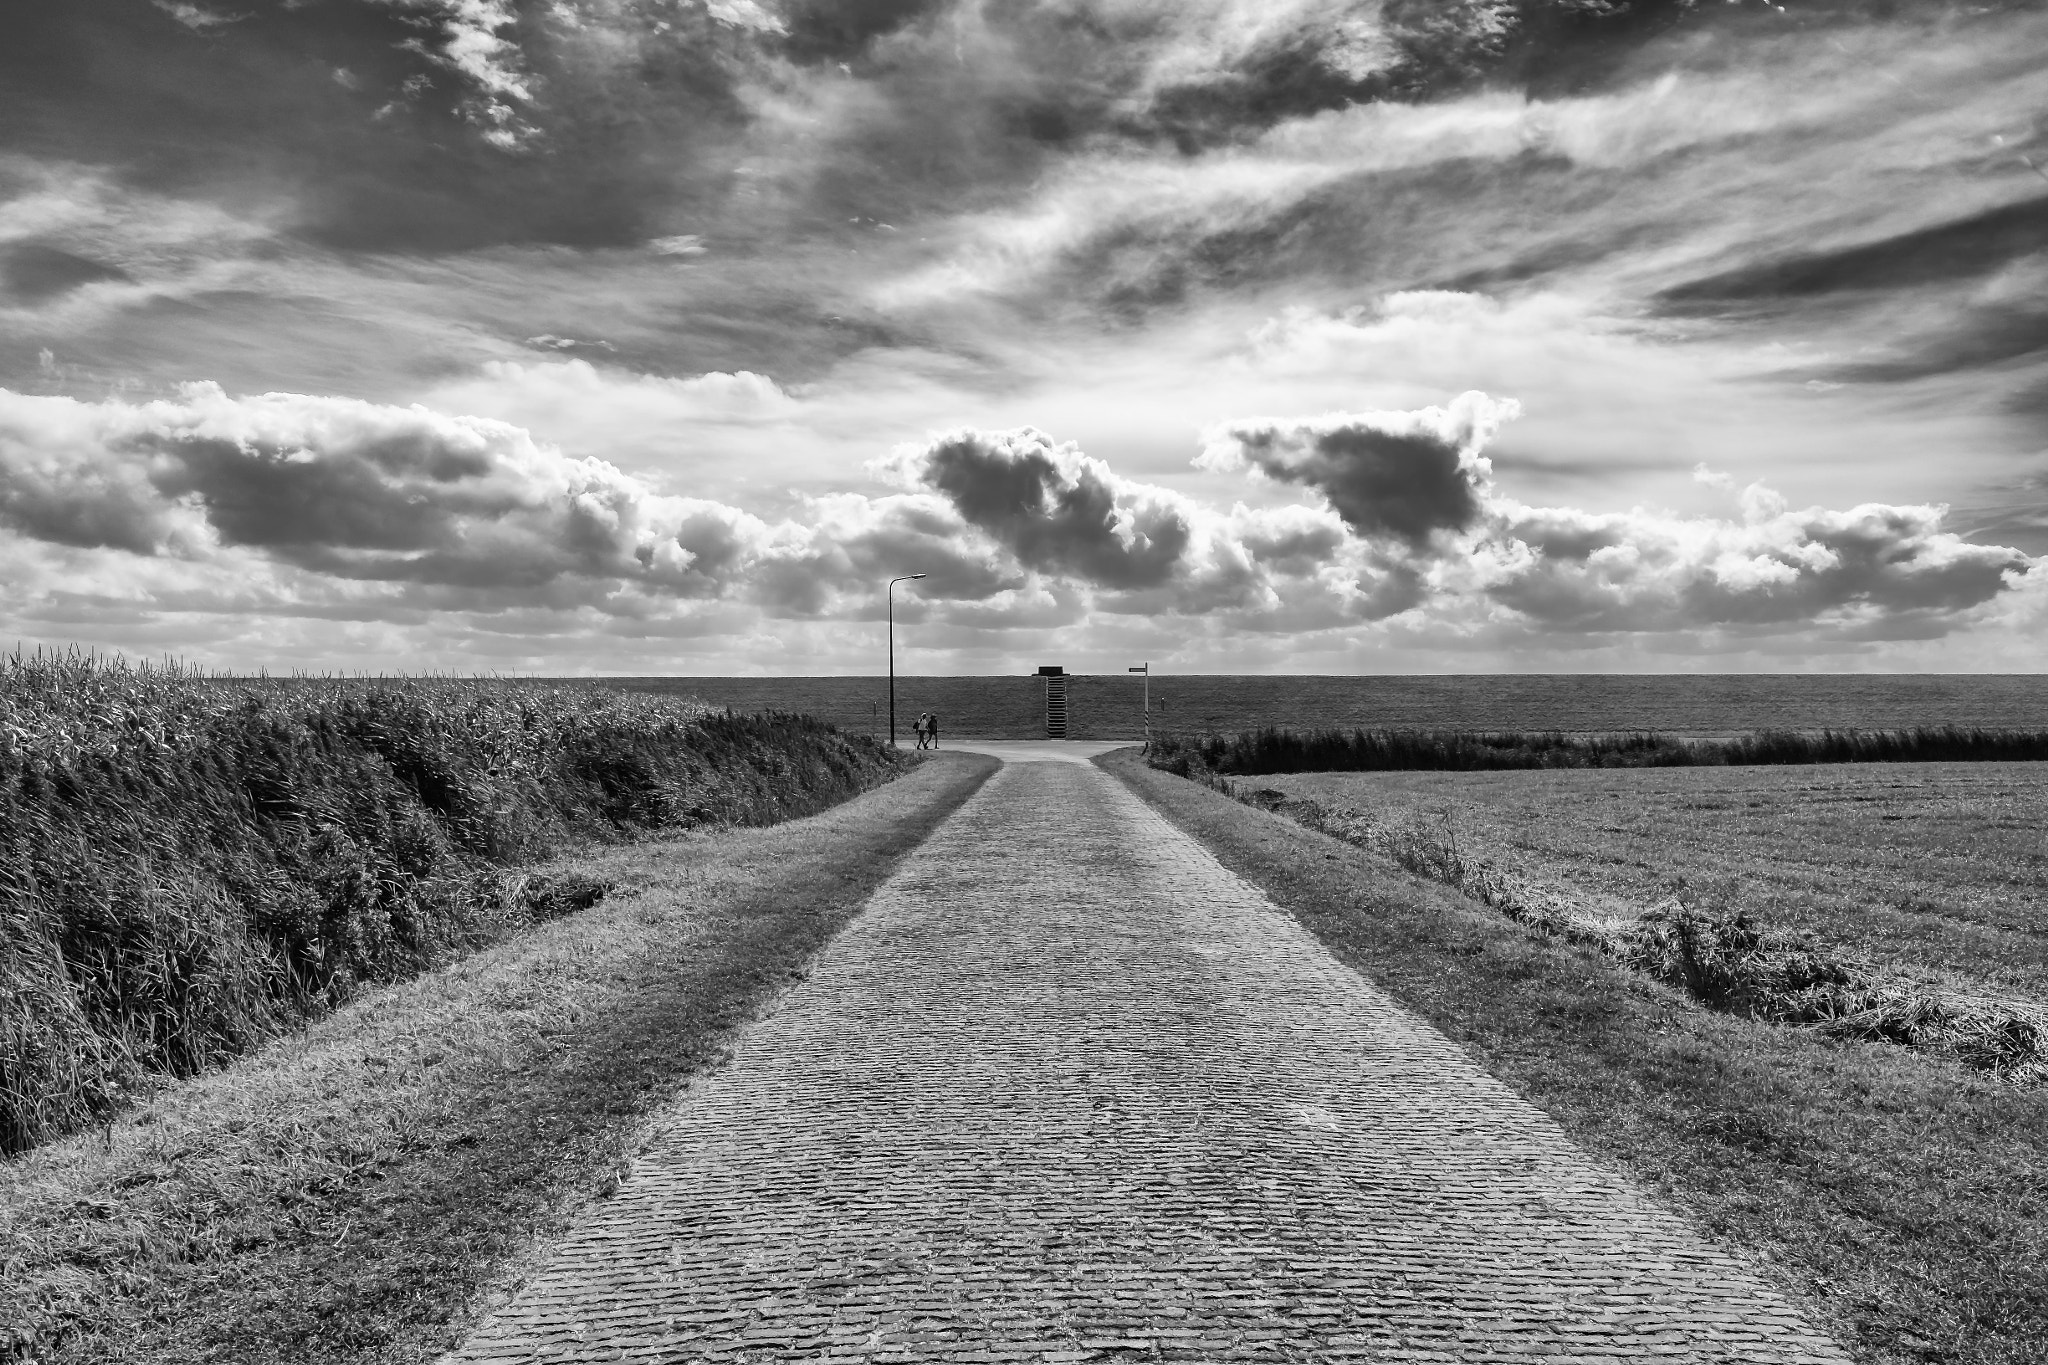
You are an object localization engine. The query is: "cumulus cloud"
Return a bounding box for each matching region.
[0,391,196,555]
[1479,497,2031,637]
[894,427,1194,589]
[1199,391,1518,546]
[0,381,2035,666]
[0,383,795,608]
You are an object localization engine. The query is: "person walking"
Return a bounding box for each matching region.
[914,711,931,750]
[927,712,939,749]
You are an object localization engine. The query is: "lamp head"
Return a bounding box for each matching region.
[909,573,927,579]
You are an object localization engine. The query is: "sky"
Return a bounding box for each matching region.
[3,0,2048,676]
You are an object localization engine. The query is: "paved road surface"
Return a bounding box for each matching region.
[446,752,1847,1364]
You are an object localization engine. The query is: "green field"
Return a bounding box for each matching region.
[1256,762,2048,999]
[593,674,2048,741]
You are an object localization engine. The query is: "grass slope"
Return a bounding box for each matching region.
[0,751,998,1365]
[1104,751,2048,1365]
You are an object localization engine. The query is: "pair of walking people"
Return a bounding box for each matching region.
[913,711,940,750]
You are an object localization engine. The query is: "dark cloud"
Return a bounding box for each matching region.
[1235,422,1478,544]
[777,0,949,64]
[915,427,1192,588]
[0,1,757,253]
[1203,397,1512,547]
[1120,0,1730,151]
[0,0,1789,268]
[139,418,524,563]
[0,458,173,557]
[1659,193,2048,310]
[1814,305,2048,383]
[1355,561,1429,620]
[1237,518,1347,577]
[1045,154,1620,328]
[1,243,133,304]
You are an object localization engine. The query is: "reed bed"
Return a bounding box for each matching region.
[1150,723,2048,776]
[0,650,905,1154]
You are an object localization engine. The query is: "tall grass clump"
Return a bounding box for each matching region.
[0,650,907,1154]
[1149,724,2048,777]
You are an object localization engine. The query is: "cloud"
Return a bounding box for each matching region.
[0,383,793,608]
[1199,391,1519,546]
[707,0,789,35]
[895,426,1195,589]
[0,378,2036,670]
[375,0,536,148]
[1659,193,2048,309]
[0,242,133,305]
[1480,496,2031,636]
[152,2,243,32]
[1125,0,1528,146]
[0,391,197,555]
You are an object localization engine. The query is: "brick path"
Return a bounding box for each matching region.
[446,755,1849,1364]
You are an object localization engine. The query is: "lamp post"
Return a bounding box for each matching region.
[888,573,926,748]
[1128,661,1149,752]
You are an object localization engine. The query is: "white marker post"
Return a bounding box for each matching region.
[1128,661,1149,752]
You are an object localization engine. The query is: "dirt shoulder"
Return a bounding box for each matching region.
[2,751,998,1365]
[1102,751,2048,1365]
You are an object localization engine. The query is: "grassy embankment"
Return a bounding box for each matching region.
[1108,749,2048,1365]
[1,734,999,1365]
[2,653,908,1155]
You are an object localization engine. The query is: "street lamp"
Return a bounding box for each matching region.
[888,573,926,748]
[1128,661,1150,752]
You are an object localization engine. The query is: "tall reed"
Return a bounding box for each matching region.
[1150,724,2048,777]
[1,651,905,1153]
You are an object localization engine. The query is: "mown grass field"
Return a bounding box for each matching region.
[597,673,2048,741]
[1256,763,2048,1000]
[1105,751,2048,1365]
[0,752,999,1365]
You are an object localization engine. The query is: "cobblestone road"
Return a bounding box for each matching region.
[447,753,1848,1364]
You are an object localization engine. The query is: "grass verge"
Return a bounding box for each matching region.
[1,750,998,1365]
[1103,750,2048,1365]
